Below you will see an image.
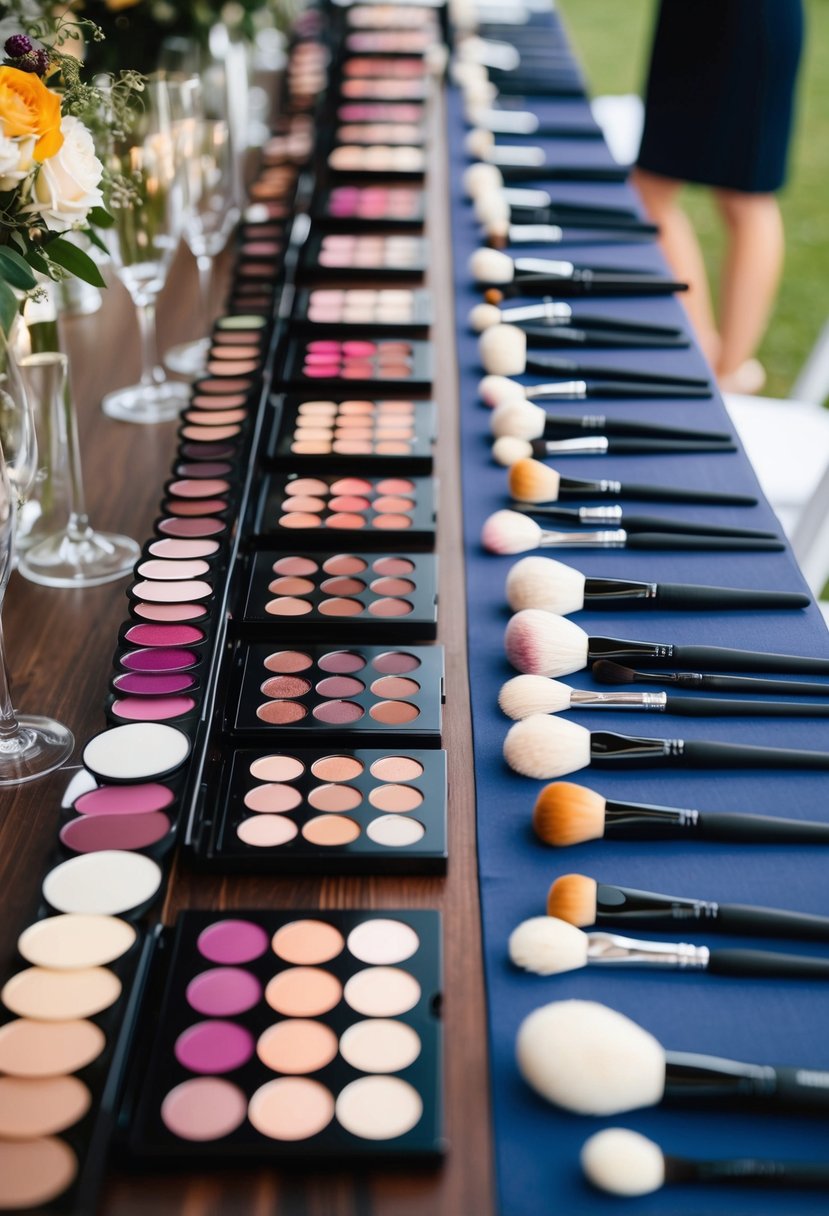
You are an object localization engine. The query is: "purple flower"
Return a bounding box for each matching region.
[4,34,33,59]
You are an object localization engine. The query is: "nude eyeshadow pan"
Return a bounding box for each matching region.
[294,288,432,331]
[227,643,444,743]
[240,550,437,639]
[252,473,436,547]
[191,747,446,873]
[126,909,442,1164]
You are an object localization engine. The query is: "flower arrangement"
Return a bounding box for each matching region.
[0,10,141,335]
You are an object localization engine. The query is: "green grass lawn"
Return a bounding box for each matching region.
[558,0,829,400]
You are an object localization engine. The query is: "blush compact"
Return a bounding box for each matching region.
[277,337,433,392]
[265,394,436,471]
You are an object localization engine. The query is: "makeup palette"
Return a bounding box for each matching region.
[188,747,446,872]
[126,910,443,1164]
[327,143,427,176]
[314,184,426,229]
[226,643,444,743]
[294,288,432,331]
[302,234,428,281]
[252,472,437,547]
[266,395,436,470]
[345,5,442,29]
[239,550,438,638]
[335,104,426,125]
[345,30,437,54]
[280,337,433,390]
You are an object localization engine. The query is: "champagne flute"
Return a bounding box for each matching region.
[0,345,73,783]
[100,76,191,424]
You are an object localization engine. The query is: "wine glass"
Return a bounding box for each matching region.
[165,117,240,378]
[17,350,141,587]
[100,76,191,424]
[0,347,73,783]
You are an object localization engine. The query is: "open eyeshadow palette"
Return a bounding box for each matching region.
[313,183,426,229]
[327,142,427,176]
[277,335,433,391]
[265,394,436,471]
[249,472,437,547]
[301,234,428,281]
[236,549,438,638]
[126,910,443,1163]
[335,122,426,146]
[224,643,444,743]
[293,287,432,332]
[186,747,447,871]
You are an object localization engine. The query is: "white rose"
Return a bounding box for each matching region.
[28,115,104,233]
[0,131,35,191]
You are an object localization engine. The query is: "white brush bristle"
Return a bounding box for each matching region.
[504,610,589,676]
[490,400,545,439]
[516,999,667,1115]
[470,246,513,283]
[480,325,527,376]
[507,458,560,505]
[498,674,573,719]
[503,714,591,778]
[463,78,497,107]
[505,556,586,615]
[465,128,494,159]
[481,510,542,555]
[481,376,526,410]
[475,191,509,225]
[581,1129,666,1196]
[492,436,534,466]
[469,303,503,332]
[450,59,485,86]
[509,916,588,975]
[463,162,502,200]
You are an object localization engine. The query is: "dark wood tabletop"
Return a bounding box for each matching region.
[0,91,495,1216]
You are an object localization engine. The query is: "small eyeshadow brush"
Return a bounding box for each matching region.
[507,459,757,506]
[504,610,829,677]
[503,714,829,780]
[593,661,828,695]
[483,512,781,555]
[531,781,829,847]
[549,873,829,941]
[490,403,729,442]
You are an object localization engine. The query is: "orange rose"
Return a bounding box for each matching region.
[0,67,63,161]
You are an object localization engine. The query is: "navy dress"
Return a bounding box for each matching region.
[636,0,804,192]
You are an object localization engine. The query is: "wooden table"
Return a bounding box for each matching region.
[0,90,495,1216]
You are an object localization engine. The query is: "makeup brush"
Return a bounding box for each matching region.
[470,248,687,297]
[468,302,687,349]
[507,460,756,508]
[475,189,654,232]
[582,1127,829,1198]
[498,674,829,721]
[485,380,711,413]
[503,714,829,779]
[482,512,780,556]
[593,661,827,695]
[464,161,505,199]
[505,556,807,615]
[484,220,657,247]
[531,781,829,847]
[490,402,729,441]
[549,873,829,941]
[511,505,777,542]
[479,329,710,389]
[491,437,737,466]
[504,609,829,677]
[517,998,829,1116]
[508,916,829,980]
[467,108,604,139]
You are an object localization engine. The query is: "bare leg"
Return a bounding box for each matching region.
[714,189,784,386]
[630,167,720,366]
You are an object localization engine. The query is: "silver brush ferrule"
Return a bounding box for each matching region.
[542,436,609,454]
[501,188,552,207]
[486,146,546,167]
[570,691,667,710]
[474,108,538,134]
[502,301,573,323]
[577,506,623,524]
[515,257,575,275]
[507,224,564,243]
[528,381,588,398]
[586,931,710,969]
[538,528,628,548]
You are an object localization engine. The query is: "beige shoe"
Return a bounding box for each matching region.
[718,358,767,395]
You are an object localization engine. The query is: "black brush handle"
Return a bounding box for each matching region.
[522,324,690,349]
[537,438,736,454]
[683,811,829,844]
[680,740,829,768]
[718,904,829,940]
[688,673,827,693]
[664,1052,829,1109]
[708,949,829,980]
[499,274,687,297]
[542,416,730,441]
[539,213,657,234]
[655,584,805,609]
[499,164,628,181]
[672,644,829,674]
[619,516,776,540]
[771,1068,829,1110]
[561,482,757,506]
[664,696,829,717]
[543,312,685,337]
[625,534,783,552]
[579,379,711,399]
[546,226,657,245]
[688,1158,829,1187]
[526,355,710,389]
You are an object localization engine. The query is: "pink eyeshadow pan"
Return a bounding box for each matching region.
[180,425,241,441]
[312,701,364,724]
[195,379,253,395]
[121,648,198,672]
[174,462,233,479]
[264,651,313,674]
[111,695,196,722]
[191,395,248,411]
[257,701,308,724]
[124,623,204,647]
[60,810,171,853]
[157,518,226,539]
[164,499,228,517]
[133,602,209,623]
[131,580,212,603]
[168,479,230,498]
[273,556,319,576]
[75,782,175,816]
[112,672,196,696]
[147,540,219,561]
[137,559,210,581]
[373,652,421,674]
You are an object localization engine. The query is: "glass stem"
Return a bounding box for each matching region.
[136,297,164,387]
[61,373,92,542]
[196,254,214,335]
[0,612,22,749]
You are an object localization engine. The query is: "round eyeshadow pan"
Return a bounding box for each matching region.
[339,1018,421,1074]
[323,554,368,575]
[83,724,191,781]
[257,701,307,725]
[273,556,319,576]
[310,755,363,782]
[110,694,196,722]
[335,1075,422,1141]
[132,602,208,623]
[136,558,211,581]
[120,648,198,673]
[0,1018,105,1078]
[0,1138,78,1209]
[237,815,298,848]
[1,966,122,1021]
[315,675,365,698]
[175,1021,255,1074]
[312,701,364,725]
[157,517,226,538]
[264,650,314,673]
[372,652,421,674]
[272,920,345,965]
[368,784,424,813]
[198,920,269,965]
[17,915,137,970]
[346,919,420,966]
[74,782,175,817]
[256,1019,338,1075]
[248,1077,334,1141]
[307,783,362,813]
[0,1074,91,1139]
[265,968,342,1017]
[301,814,361,845]
[146,538,221,561]
[318,651,366,674]
[244,784,303,813]
[161,1078,247,1142]
[112,672,196,696]
[59,810,172,853]
[131,579,212,604]
[369,701,419,724]
[123,623,204,647]
[42,851,162,916]
[367,815,426,847]
[370,676,420,699]
[249,755,305,782]
[343,967,421,1017]
[186,969,263,1018]
[260,675,312,699]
